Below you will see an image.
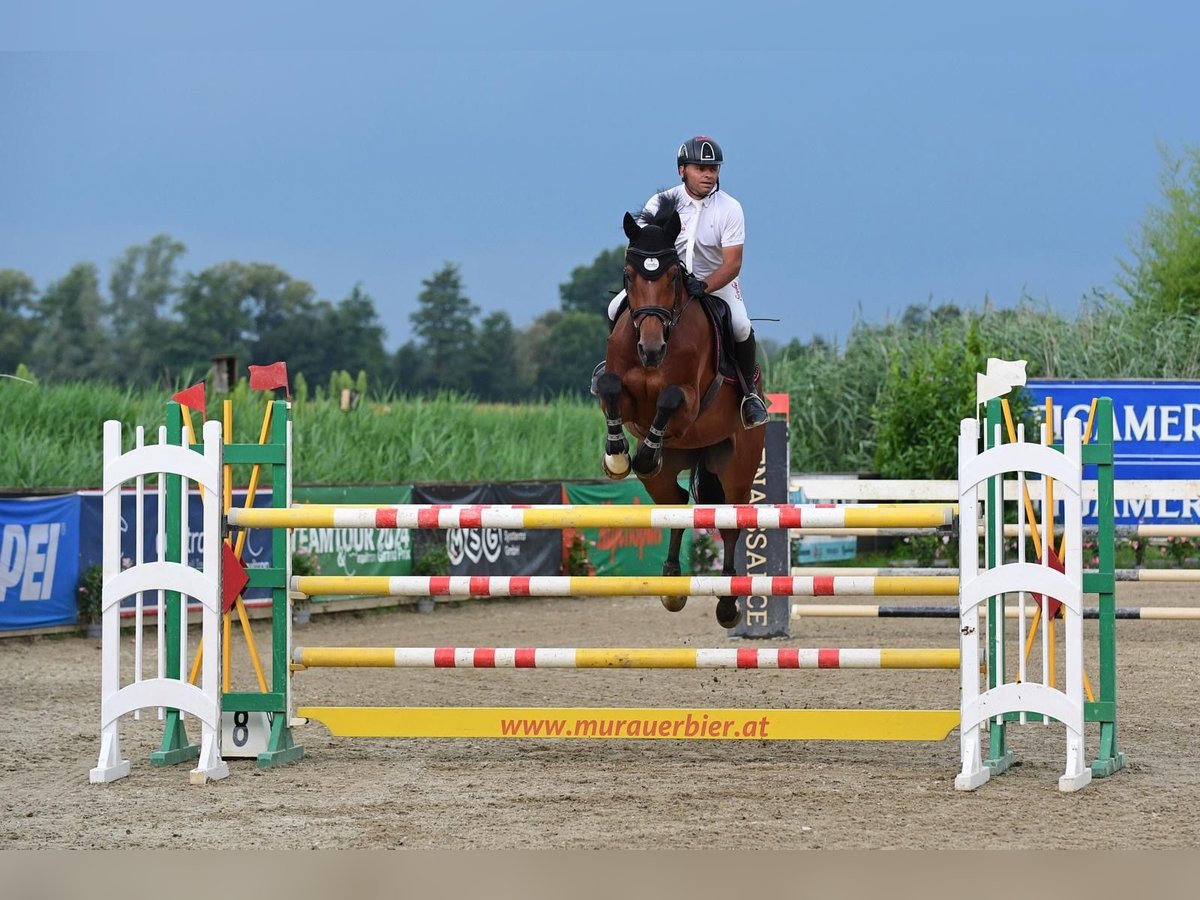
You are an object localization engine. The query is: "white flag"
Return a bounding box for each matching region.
[985,358,1027,387]
[976,373,1013,406]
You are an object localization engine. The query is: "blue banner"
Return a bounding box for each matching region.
[1025,379,1200,524]
[79,489,277,600]
[0,495,81,630]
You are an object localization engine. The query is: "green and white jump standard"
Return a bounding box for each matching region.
[92,394,1126,792]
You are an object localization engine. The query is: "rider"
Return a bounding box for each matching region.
[592,135,768,428]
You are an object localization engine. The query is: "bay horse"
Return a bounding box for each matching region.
[595,194,766,629]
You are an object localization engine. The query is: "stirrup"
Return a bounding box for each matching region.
[589,361,606,396]
[740,394,768,429]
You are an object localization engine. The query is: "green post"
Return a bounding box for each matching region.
[151,401,202,767]
[987,395,1125,777]
[983,399,1012,773]
[1084,397,1125,777]
[222,399,304,768]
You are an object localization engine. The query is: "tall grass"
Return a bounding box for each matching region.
[771,294,1200,473]
[8,294,1200,490]
[1,381,609,489]
[292,392,607,485]
[1,380,169,490]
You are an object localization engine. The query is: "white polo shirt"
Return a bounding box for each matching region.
[642,184,745,303]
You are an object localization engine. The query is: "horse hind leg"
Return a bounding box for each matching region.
[701,434,762,630]
[639,460,691,613]
[632,386,685,478]
[596,373,630,479]
[694,460,742,628]
[714,525,742,629]
[660,526,688,612]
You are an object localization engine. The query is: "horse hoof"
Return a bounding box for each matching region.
[603,453,630,479]
[633,455,663,479]
[661,595,687,613]
[715,597,740,628]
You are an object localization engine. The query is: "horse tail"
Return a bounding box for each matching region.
[690,455,726,505]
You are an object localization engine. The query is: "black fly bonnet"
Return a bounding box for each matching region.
[623,192,686,336]
[624,191,682,281]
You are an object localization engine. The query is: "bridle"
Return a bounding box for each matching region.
[624,246,692,344]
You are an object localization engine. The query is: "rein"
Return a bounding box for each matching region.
[624,258,723,422]
[626,257,691,340]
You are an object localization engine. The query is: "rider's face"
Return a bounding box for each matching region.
[679,163,719,199]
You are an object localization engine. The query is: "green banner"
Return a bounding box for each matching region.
[291,485,412,579]
[564,481,693,576]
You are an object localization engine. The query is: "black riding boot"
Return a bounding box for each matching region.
[589,360,606,395]
[734,332,769,429]
[589,307,621,395]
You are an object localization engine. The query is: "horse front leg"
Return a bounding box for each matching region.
[714,526,743,628]
[596,372,630,479]
[632,385,684,478]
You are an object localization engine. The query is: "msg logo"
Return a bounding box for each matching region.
[446,528,503,565]
[0,523,65,601]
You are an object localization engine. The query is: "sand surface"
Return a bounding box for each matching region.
[4,583,1198,849]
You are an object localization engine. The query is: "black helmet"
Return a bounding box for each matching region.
[677,135,723,168]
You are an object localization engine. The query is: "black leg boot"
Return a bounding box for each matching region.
[590,305,621,395]
[733,331,769,428]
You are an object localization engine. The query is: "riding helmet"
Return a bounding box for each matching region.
[677,136,723,167]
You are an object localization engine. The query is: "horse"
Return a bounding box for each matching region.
[594,193,767,629]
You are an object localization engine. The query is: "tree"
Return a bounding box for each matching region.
[171,262,255,375]
[241,262,321,367]
[1117,144,1200,317]
[0,269,38,376]
[107,234,186,385]
[872,320,984,479]
[409,263,478,393]
[390,341,424,394]
[309,283,388,390]
[466,310,519,401]
[526,310,610,397]
[559,246,625,316]
[30,263,110,382]
[170,261,327,386]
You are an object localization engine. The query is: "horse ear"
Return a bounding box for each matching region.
[623,212,640,241]
[666,211,682,244]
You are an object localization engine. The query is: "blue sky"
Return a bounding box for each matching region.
[3,3,1199,352]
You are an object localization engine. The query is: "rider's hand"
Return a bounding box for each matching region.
[684,273,708,299]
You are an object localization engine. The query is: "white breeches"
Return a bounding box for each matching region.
[607,281,752,342]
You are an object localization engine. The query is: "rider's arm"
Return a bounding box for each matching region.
[701,243,743,292]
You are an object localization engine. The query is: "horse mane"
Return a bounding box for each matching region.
[636,189,682,229]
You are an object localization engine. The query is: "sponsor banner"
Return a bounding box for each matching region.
[730,418,791,638]
[412,483,562,576]
[80,489,277,599]
[0,494,81,630]
[790,486,858,565]
[292,485,412,579]
[792,535,858,565]
[1025,380,1200,524]
[78,485,413,610]
[563,480,694,576]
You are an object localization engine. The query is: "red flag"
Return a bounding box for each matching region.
[171,382,206,413]
[1030,544,1065,620]
[248,361,290,398]
[222,543,250,614]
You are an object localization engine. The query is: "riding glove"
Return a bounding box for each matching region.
[684,273,708,299]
